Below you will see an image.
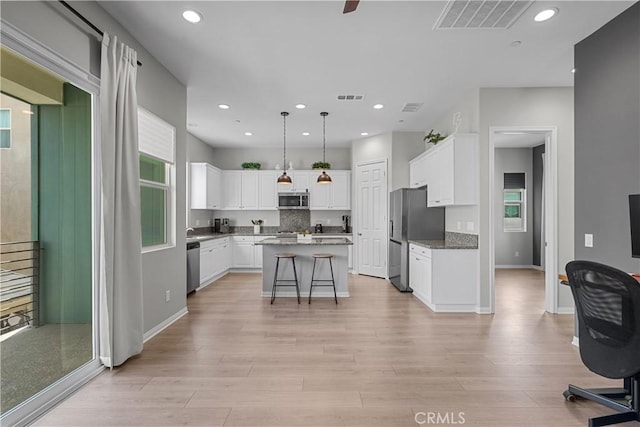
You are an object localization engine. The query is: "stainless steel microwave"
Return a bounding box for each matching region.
[278,192,309,209]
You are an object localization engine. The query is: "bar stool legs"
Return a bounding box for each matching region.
[309,254,337,304]
[271,253,300,304]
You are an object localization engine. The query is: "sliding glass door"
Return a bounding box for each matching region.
[0,45,99,424]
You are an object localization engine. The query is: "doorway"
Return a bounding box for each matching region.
[354,159,388,278]
[1,30,101,426]
[489,127,558,313]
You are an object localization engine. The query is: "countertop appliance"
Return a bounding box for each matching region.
[278,192,309,209]
[342,215,351,233]
[389,187,444,292]
[187,241,200,294]
[216,218,229,233]
[314,223,323,233]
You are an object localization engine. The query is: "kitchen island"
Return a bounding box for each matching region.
[255,237,353,298]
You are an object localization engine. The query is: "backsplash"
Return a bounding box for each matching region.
[279,209,311,232]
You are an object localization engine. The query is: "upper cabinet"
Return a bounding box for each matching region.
[277,170,312,193]
[310,170,351,210]
[258,171,278,210]
[190,163,222,209]
[409,133,477,207]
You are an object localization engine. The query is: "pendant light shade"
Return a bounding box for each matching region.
[317,111,332,184]
[277,112,292,184]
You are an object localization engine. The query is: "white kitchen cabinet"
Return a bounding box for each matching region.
[309,170,351,210]
[232,236,255,268]
[409,243,478,312]
[200,238,230,285]
[222,170,260,210]
[190,163,222,209]
[222,171,242,209]
[258,171,278,210]
[409,134,477,207]
[278,170,312,193]
[241,171,259,209]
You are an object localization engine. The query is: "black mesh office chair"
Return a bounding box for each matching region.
[563,260,640,427]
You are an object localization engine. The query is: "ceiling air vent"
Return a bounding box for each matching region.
[337,95,365,101]
[401,102,424,113]
[434,0,534,30]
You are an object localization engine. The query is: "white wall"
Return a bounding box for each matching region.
[494,148,534,266]
[479,87,575,311]
[1,1,189,334]
[391,132,424,191]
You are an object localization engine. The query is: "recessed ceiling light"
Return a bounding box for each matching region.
[182,10,202,23]
[302,132,310,136]
[373,104,384,110]
[218,104,230,110]
[510,40,522,47]
[361,132,369,136]
[295,104,306,109]
[244,132,253,136]
[534,8,558,22]
[571,68,576,73]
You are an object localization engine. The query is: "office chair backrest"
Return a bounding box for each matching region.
[566,260,640,379]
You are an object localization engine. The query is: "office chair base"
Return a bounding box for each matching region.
[564,382,640,427]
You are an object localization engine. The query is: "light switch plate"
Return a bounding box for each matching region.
[585,234,593,248]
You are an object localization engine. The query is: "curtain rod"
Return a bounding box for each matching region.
[58,0,143,67]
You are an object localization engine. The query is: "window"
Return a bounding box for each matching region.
[138,108,176,250]
[503,173,526,232]
[0,109,11,148]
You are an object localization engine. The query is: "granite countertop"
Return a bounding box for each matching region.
[409,240,478,250]
[255,237,353,246]
[187,232,352,244]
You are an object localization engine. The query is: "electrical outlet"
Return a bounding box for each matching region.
[585,234,593,248]
[196,220,200,226]
[208,219,213,226]
[515,251,519,257]
[165,290,171,302]
[457,221,461,230]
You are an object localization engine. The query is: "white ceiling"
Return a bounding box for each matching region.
[99,1,634,148]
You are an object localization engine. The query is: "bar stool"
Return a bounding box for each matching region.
[309,253,337,304]
[271,253,300,304]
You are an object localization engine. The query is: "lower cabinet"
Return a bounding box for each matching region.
[200,238,230,285]
[409,244,478,312]
[232,235,275,269]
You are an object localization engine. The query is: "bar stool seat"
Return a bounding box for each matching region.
[271,253,300,304]
[309,253,337,304]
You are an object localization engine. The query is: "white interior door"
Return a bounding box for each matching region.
[356,160,388,278]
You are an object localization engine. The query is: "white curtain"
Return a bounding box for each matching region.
[99,33,143,368]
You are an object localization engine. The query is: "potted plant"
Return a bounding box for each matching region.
[424,129,446,145]
[241,162,261,170]
[312,161,331,170]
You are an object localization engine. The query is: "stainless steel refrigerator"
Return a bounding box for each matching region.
[388,187,445,292]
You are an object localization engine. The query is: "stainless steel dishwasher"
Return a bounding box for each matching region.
[186,241,200,294]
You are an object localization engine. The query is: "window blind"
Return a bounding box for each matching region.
[138,107,175,164]
[504,172,525,189]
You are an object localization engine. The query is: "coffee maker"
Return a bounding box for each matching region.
[341,215,351,233]
[214,218,230,233]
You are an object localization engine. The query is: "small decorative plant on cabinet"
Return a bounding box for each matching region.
[424,129,446,145]
[241,162,261,170]
[312,161,331,170]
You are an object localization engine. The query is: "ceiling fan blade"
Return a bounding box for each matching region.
[343,0,360,14]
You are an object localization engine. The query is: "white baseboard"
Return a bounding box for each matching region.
[476,306,492,314]
[557,306,575,314]
[495,265,541,269]
[197,270,229,291]
[229,268,262,273]
[143,307,188,343]
[572,336,579,347]
[261,291,350,298]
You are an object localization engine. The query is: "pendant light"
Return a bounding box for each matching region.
[277,112,292,184]
[317,111,332,184]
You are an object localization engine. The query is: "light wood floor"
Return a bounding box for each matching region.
[33,269,632,426]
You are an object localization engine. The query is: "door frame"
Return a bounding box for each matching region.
[353,158,388,278]
[488,126,559,314]
[1,20,103,427]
